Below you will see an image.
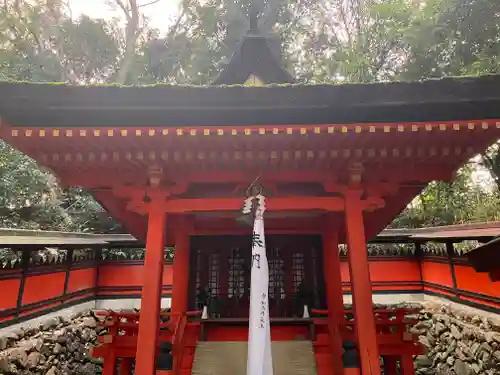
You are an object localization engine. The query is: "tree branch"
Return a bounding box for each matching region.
[115,0,140,84]
[114,0,131,20]
[138,0,161,8]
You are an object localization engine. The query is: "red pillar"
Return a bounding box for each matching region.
[383,357,398,375]
[401,355,414,375]
[119,358,132,375]
[102,354,117,375]
[345,190,381,375]
[171,223,190,316]
[135,192,167,375]
[323,228,345,375]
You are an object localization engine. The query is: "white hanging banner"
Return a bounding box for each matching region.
[246,194,273,375]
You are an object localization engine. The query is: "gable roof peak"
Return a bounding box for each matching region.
[211,9,294,86]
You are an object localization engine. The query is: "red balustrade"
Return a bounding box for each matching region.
[90,310,201,375]
[91,308,422,375]
[311,307,424,375]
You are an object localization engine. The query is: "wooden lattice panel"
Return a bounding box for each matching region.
[188,235,325,317]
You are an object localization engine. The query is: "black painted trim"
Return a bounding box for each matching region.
[424,290,500,314]
[423,281,500,305]
[421,255,450,264]
[340,256,416,262]
[446,242,459,296]
[99,260,173,266]
[0,287,96,318]
[342,281,423,288]
[0,255,463,280]
[1,256,498,329]
[96,293,172,300]
[26,265,67,276]
[415,242,424,283]
[0,286,497,329]
[451,257,471,266]
[62,249,74,297]
[0,294,95,329]
[16,250,31,315]
[100,286,163,293]
[70,261,97,270]
[0,269,22,281]
[94,248,102,300]
[342,289,423,296]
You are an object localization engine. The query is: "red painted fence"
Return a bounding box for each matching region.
[0,254,498,328]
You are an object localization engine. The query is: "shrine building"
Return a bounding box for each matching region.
[1,20,500,375]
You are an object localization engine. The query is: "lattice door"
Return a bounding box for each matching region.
[188,235,325,317]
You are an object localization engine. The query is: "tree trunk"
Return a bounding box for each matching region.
[116,0,139,84]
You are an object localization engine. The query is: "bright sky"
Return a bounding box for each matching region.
[70,0,181,32]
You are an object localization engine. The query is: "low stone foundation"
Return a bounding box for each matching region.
[411,302,500,375]
[0,311,101,375]
[0,303,498,375]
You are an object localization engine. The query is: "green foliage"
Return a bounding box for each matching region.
[391,166,500,228]
[0,141,120,232]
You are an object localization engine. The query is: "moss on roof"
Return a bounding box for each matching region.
[2,73,499,89]
[1,74,500,128]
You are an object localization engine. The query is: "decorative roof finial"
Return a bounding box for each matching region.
[249,1,259,32]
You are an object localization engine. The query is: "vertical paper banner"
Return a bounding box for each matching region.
[247,194,273,375]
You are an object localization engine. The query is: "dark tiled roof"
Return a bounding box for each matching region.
[1,75,500,127]
[212,32,294,85]
[467,236,500,273]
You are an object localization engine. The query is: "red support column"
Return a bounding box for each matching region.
[135,192,167,375]
[383,357,398,375]
[102,354,117,375]
[401,355,415,375]
[345,190,381,375]
[323,228,345,375]
[119,358,132,375]
[171,223,190,316]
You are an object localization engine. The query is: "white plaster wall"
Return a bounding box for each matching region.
[1,294,496,333]
[0,300,96,335]
[95,297,171,310]
[343,293,425,305]
[422,295,500,322]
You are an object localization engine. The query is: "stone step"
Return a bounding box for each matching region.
[191,341,318,375]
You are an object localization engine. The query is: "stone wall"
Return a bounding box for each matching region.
[0,311,102,375]
[411,303,500,375]
[0,304,499,375]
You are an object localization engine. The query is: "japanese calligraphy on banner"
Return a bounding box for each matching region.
[247,194,273,375]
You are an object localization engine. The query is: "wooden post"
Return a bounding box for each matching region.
[102,354,117,375]
[490,267,500,282]
[135,191,167,375]
[414,242,424,292]
[401,355,414,375]
[119,358,132,375]
[171,223,190,316]
[94,247,103,299]
[446,242,459,298]
[63,249,74,298]
[342,340,361,375]
[322,228,345,375]
[383,356,398,375]
[345,190,381,375]
[16,250,31,316]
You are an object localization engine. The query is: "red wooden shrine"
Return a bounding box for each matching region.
[2,20,500,375]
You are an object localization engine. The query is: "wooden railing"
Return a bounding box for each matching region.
[3,253,499,329]
[311,307,423,374]
[90,309,201,375]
